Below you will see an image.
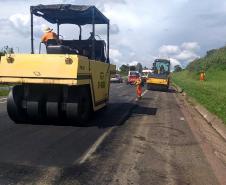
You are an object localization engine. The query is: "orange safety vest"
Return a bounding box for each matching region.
[200,72,205,81]
[135,79,142,97]
[41,32,57,43]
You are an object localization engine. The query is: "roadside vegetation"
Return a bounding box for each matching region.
[0,90,9,96]
[0,85,10,96]
[0,46,14,96]
[172,46,226,123]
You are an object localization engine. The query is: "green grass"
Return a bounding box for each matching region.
[0,90,9,96]
[172,70,226,123]
[0,85,10,96]
[187,46,226,72]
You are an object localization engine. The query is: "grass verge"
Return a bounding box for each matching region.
[0,90,9,96]
[172,70,226,123]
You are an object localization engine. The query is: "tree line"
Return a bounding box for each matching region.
[119,62,149,76]
[0,46,14,56]
[118,62,183,75]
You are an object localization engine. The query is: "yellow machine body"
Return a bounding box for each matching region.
[0,54,116,111]
[146,77,169,86]
[146,59,171,91]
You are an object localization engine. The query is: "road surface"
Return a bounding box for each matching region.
[0,83,226,185]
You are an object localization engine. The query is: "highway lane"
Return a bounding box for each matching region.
[0,84,225,185]
[51,87,226,185]
[0,83,138,184]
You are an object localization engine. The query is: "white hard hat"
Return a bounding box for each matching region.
[43,26,53,33]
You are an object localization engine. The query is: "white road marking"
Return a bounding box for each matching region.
[141,90,148,97]
[180,117,185,121]
[0,97,7,101]
[0,101,6,104]
[116,85,123,89]
[78,127,115,164]
[78,88,143,164]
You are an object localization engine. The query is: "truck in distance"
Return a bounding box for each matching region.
[127,71,140,85]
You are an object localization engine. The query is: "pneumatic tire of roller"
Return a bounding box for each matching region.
[7,86,26,123]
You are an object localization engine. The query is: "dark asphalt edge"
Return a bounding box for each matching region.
[172,83,226,142]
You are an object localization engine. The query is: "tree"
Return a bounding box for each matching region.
[206,49,217,57]
[136,62,143,73]
[129,65,136,71]
[119,64,129,75]
[0,46,14,56]
[174,65,182,72]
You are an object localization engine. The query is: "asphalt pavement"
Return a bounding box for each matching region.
[0,83,226,185]
[58,87,225,185]
[0,83,137,184]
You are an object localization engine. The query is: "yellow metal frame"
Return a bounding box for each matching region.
[0,54,115,111]
[146,77,169,85]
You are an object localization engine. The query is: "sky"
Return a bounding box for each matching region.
[0,0,226,69]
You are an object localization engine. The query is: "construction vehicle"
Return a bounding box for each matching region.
[0,4,115,123]
[146,59,170,91]
[141,69,152,83]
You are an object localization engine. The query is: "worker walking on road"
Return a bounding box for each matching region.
[41,26,58,44]
[135,77,142,100]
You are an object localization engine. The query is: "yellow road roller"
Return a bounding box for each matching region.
[146,59,170,91]
[0,4,115,123]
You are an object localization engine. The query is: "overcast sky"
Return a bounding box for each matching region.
[0,0,226,68]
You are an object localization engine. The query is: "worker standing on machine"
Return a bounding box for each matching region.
[135,77,142,100]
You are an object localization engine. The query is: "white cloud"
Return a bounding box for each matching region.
[159,45,180,55]
[181,42,200,51]
[158,42,200,68]
[95,24,120,35]
[9,13,30,37]
[175,50,199,61]
[103,4,141,29]
[9,14,29,27]
[109,48,122,66]
[170,58,180,66]
[110,48,122,58]
[169,58,181,70]
[128,61,138,66]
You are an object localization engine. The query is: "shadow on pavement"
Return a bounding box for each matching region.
[132,105,157,116]
[0,102,136,169]
[146,88,176,93]
[23,102,136,129]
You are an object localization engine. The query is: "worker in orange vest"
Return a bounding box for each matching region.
[135,77,142,100]
[200,71,205,81]
[41,26,58,44]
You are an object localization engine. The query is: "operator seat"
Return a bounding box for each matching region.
[46,39,79,54]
